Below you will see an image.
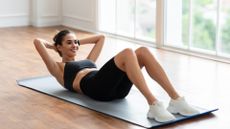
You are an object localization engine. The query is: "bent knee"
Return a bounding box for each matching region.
[123,48,134,54]
[114,48,135,71]
[116,48,136,61]
[119,48,135,58]
[135,47,150,58]
[135,47,149,55]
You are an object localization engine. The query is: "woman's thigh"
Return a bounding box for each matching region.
[85,57,133,101]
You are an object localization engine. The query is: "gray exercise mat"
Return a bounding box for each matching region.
[17,76,218,128]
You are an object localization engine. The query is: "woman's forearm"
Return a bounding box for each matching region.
[79,35,105,62]
[33,38,58,75]
[86,35,105,62]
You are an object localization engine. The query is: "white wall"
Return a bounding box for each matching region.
[0,0,30,27]
[31,0,62,27]
[0,0,97,31]
[62,0,98,32]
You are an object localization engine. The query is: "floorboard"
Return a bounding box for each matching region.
[0,26,229,129]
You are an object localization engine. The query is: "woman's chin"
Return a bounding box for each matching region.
[71,54,76,57]
[70,51,76,55]
[66,53,76,58]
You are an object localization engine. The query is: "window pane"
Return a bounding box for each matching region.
[98,0,116,33]
[98,0,156,45]
[182,0,190,46]
[165,0,185,48]
[220,0,230,55]
[116,0,134,37]
[192,0,216,51]
[135,0,156,42]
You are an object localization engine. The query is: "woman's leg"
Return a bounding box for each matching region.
[114,47,198,121]
[135,47,180,99]
[114,48,176,122]
[134,47,199,116]
[114,47,180,102]
[114,48,157,105]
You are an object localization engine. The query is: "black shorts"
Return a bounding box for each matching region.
[80,57,133,101]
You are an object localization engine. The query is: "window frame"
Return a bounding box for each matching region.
[97,0,230,63]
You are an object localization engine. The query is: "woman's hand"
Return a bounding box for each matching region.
[36,38,57,53]
[44,42,58,52]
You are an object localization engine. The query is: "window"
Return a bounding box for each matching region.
[98,0,230,60]
[98,0,156,42]
[165,0,230,57]
[165,0,185,48]
[98,0,116,33]
[191,0,216,52]
[135,0,156,41]
[220,0,230,55]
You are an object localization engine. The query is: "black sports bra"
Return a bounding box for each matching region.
[63,60,97,91]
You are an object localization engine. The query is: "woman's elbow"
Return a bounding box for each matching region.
[98,35,105,43]
[100,34,105,40]
[33,38,41,45]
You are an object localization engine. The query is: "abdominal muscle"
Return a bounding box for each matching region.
[72,68,97,93]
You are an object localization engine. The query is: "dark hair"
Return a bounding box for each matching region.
[53,30,71,57]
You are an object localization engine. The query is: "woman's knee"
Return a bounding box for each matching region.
[119,48,135,59]
[114,48,135,71]
[135,47,151,65]
[123,48,135,55]
[135,47,149,55]
[136,46,156,59]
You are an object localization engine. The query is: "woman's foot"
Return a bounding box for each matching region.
[147,101,176,122]
[167,97,200,116]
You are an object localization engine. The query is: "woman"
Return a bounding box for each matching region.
[34,30,199,123]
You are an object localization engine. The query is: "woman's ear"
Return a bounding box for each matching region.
[56,44,63,57]
[56,44,62,52]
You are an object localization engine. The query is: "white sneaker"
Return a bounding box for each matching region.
[147,101,176,122]
[167,97,200,116]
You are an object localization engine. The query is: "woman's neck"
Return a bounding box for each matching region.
[62,56,75,63]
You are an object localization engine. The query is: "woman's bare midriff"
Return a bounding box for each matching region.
[72,68,97,93]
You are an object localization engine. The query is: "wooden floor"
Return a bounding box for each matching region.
[0,26,230,129]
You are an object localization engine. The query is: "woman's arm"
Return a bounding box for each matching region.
[79,35,105,62]
[33,38,59,77]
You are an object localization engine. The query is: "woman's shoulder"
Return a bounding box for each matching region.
[48,61,64,77]
[52,62,65,85]
[56,62,65,70]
